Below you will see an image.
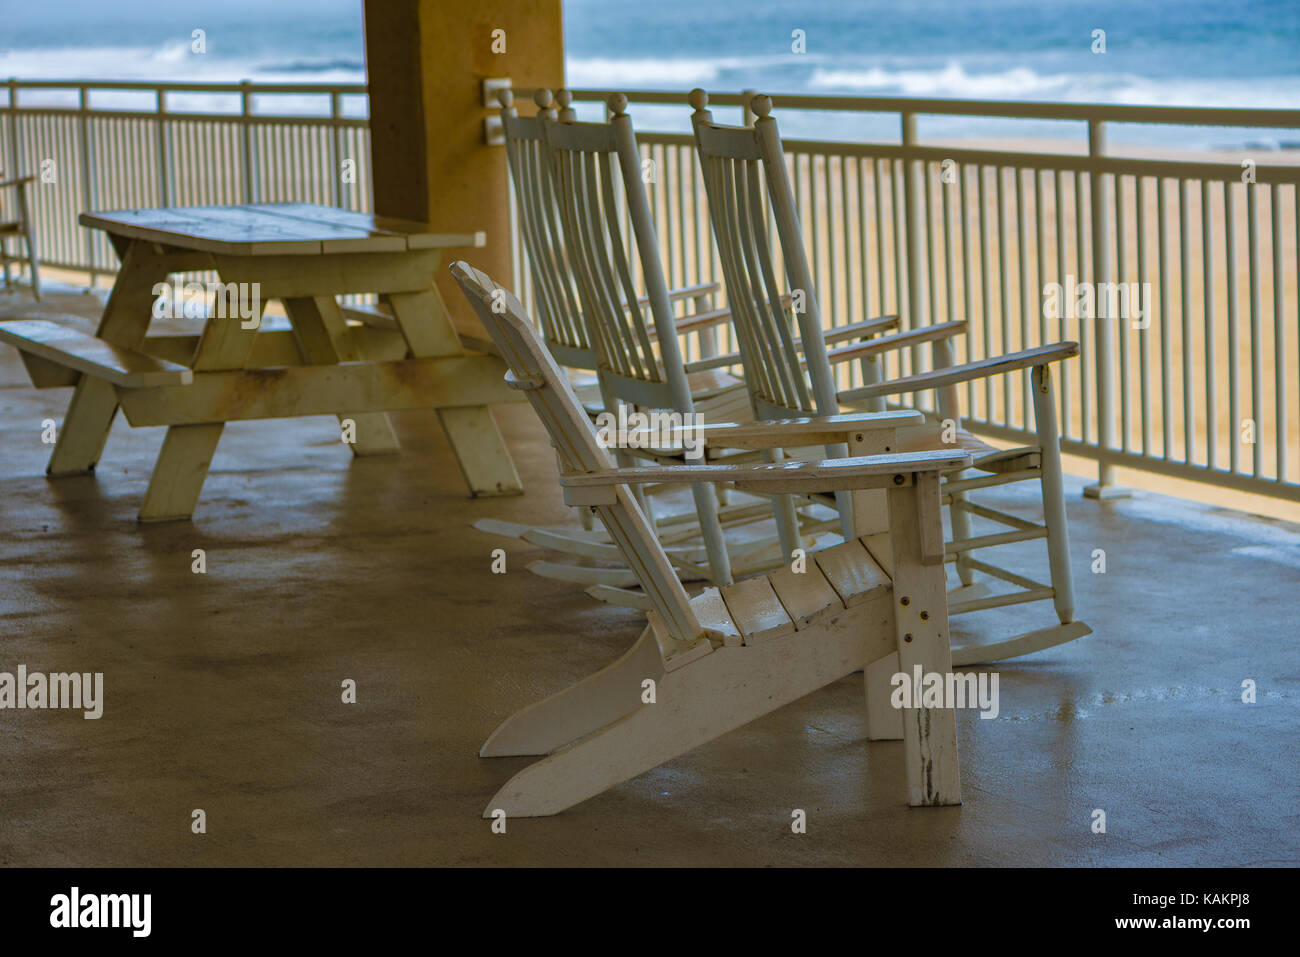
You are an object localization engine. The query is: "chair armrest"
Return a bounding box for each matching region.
[823,314,900,344]
[638,281,720,307]
[613,409,925,453]
[682,314,901,372]
[649,294,793,338]
[671,304,736,335]
[822,320,968,366]
[683,350,742,372]
[839,342,1080,402]
[635,283,724,334]
[560,448,973,500]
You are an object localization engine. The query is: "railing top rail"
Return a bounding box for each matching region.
[634,130,1300,182]
[528,87,1300,129]
[5,78,368,95]
[8,79,1299,129]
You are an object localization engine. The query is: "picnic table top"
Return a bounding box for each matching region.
[79,202,487,257]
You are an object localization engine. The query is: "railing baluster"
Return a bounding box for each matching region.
[1158,177,1173,460]
[892,158,907,374]
[1017,166,1032,428]
[1272,183,1287,484]
[1224,180,1240,475]
[1179,178,1194,464]
[1076,166,1091,446]
[1116,172,1130,454]
[857,158,870,324]
[874,157,886,318]
[979,165,994,418]
[960,162,974,410]
[997,165,1010,420]
[1247,177,1263,478]
[1202,180,1217,470]
[1055,168,1069,439]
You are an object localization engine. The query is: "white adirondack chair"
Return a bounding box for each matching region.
[451,259,973,816]
[688,90,1090,665]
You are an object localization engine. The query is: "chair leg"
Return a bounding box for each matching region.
[1031,364,1075,625]
[887,474,961,807]
[946,478,977,587]
[865,651,903,740]
[25,230,41,302]
[690,479,733,585]
[480,624,664,758]
[15,184,39,301]
[947,365,1094,666]
[766,448,803,560]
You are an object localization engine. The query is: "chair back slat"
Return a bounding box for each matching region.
[739,157,809,410]
[499,90,593,367]
[690,100,820,417]
[690,90,855,538]
[450,261,703,643]
[540,94,698,415]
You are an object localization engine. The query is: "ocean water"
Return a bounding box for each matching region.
[2,0,1297,146]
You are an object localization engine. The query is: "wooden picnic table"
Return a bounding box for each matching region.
[0,202,523,521]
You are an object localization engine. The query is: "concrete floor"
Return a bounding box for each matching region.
[0,286,1297,867]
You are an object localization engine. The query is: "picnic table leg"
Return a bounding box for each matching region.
[387,284,522,497]
[282,295,400,456]
[47,240,171,476]
[46,376,118,475]
[138,424,225,523]
[136,295,265,522]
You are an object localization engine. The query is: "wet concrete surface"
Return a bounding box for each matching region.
[0,287,1296,866]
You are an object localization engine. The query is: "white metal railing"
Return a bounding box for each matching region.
[3,79,1298,503]
[518,89,1300,503]
[0,78,371,284]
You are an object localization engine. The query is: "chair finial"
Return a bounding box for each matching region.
[496,88,514,109]
[556,88,573,109]
[688,88,709,112]
[607,92,628,116]
[751,94,773,119]
[533,88,554,110]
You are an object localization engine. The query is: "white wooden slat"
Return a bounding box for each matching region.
[719,575,795,643]
[0,318,193,387]
[691,586,742,646]
[813,539,890,607]
[768,562,843,628]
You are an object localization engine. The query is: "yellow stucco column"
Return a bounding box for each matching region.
[363,0,564,325]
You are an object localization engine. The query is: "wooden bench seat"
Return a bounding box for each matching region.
[0,318,193,388]
[694,537,892,646]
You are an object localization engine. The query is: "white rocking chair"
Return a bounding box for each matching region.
[481,89,904,602]
[489,86,754,588]
[451,259,972,816]
[688,90,1090,665]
